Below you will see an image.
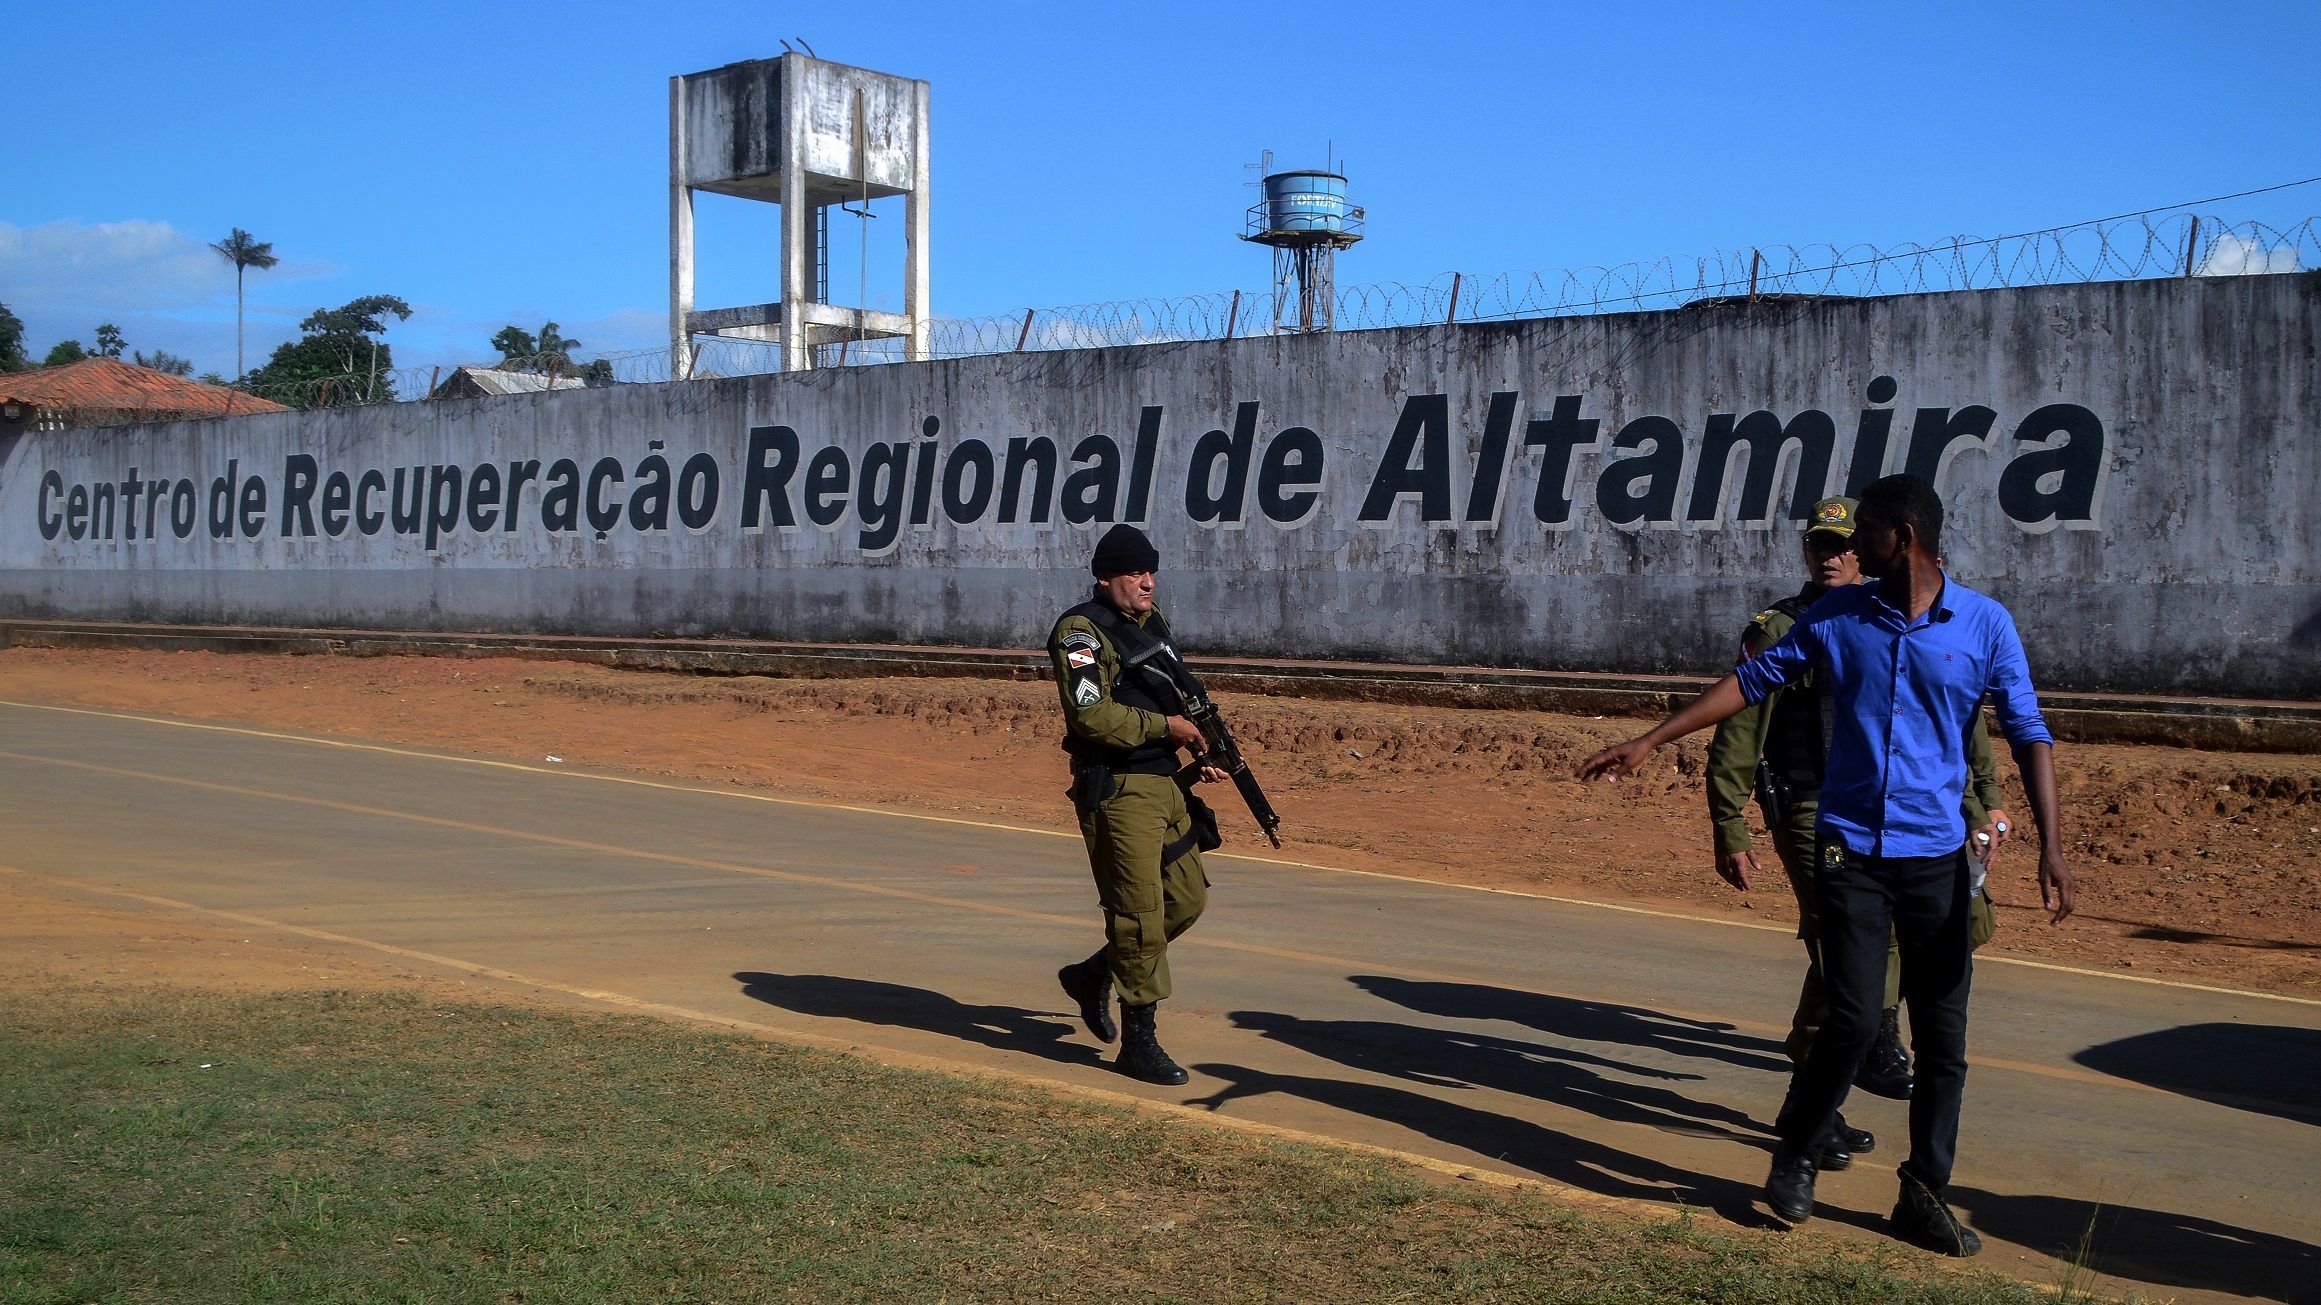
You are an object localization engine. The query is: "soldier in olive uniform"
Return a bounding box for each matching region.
[1051,524,1226,1086]
[1705,497,2009,1161]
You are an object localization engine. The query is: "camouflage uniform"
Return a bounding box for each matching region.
[1049,600,1208,1008]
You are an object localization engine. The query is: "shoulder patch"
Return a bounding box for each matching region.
[1060,629,1100,654]
[1072,678,1102,707]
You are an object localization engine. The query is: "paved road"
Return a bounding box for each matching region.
[3,699,2315,1303]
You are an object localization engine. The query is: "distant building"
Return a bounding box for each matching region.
[0,357,290,436]
[429,366,602,401]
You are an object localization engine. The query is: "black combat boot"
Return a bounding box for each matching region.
[1854,1006,1914,1099]
[1116,1001,1189,1086]
[1057,949,1117,1043]
[1890,1172,1982,1257]
[1818,1112,1875,1171]
[1764,1150,1817,1226]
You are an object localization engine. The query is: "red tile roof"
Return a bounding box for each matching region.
[0,356,291,425]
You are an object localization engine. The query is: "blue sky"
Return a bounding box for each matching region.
[4,0,2316,377]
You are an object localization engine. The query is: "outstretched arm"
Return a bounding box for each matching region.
[1576,675,1751,781]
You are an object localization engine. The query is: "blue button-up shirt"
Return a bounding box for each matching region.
[1732,577,2052,858]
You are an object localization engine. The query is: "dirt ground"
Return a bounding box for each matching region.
[2,646,2315,998]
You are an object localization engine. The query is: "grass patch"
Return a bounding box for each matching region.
[2,987,2090,1303]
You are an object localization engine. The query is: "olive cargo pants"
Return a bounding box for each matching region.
[1078,772,1209,1006]
[1774,801,1996,1063]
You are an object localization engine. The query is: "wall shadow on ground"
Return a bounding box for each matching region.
[2071,1023,2321,1126]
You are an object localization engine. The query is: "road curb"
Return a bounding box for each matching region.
[3,618,2315,753]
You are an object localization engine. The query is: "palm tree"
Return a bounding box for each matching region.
[210,228,279,383]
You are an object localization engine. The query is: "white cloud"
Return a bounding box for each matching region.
[0,219,337,373]
[2195,232,2304,276]
[0,219,334,314]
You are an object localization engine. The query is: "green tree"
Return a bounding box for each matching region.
[490,324,539,363]
[492,321,583,371]
[93,323,126,359]
[493,320,612,385]
[210,227,279,382]
[0,302,27,372]
[43,340,89,367]
[244,294,412,409]
[133,349,196,377]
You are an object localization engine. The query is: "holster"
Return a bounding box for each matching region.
[1753,760,1792,828]
[1067,762,1118,813]
[1159,791,1222,866]
[1186,791,1223,852]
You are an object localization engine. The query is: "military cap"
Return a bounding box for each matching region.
[1805,495,1859,539]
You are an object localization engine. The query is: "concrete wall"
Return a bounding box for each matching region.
[3,274,2315,698]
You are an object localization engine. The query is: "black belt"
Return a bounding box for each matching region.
[1070,751,1180,778]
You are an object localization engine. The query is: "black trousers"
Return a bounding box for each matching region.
[1774,843,1974,1193]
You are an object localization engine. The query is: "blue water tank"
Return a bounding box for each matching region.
[1263,170,1352,234]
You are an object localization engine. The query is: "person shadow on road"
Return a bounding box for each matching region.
[732,971,1103,1069]
[1350,975,1790,1076]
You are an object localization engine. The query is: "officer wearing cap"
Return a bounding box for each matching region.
[1051,524,1225,1086]
[1703,496,2009,1163]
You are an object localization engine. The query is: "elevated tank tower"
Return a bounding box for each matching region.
[669,54,931,374]
[1241,159,1364,333]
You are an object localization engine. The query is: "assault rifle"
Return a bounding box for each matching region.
[1121,641,1284,849]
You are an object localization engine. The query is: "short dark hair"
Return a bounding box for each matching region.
[1858,474,1944,558]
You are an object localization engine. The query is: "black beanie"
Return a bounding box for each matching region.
[1090,523,1160,577]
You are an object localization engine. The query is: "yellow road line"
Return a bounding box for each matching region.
[0,747,2197,1098]
[2,745,1783,1030]
[4,694,2315,1011]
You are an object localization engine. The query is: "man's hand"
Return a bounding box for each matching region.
[1715,849,1759,892]
[1573,678,1748,784]
[2038,846,2075,925]
[1575,738,1655,782]
[1196,764,1230,784]
[1164,715,1205,752]
[1972,808,2014,872]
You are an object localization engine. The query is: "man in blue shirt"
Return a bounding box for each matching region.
[1576,474,2075,1257]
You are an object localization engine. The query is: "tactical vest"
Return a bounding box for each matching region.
[1056,599,1186,774]
[1760,592,1833,791]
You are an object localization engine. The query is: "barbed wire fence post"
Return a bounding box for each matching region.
[220,182,2317,413]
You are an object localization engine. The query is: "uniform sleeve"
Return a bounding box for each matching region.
[1049,615,1169,750]
[1983,607,2053,748]
[1733,620,1815,706]
[1963,707,2004,825]
[1705,620,1776,855]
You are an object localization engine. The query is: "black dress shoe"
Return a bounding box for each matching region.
[1891,1173,1982,1257]
[1764,1153,1817,1226]
[1816,1112,1875,1170]
[1834,1113,1876,1154]
[1817,1136,1852,1171]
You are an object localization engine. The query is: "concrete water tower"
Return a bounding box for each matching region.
[1241,161,1364,333]
[668,53,931,374]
